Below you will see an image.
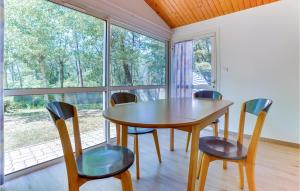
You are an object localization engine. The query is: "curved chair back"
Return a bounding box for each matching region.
[46,101,82,189]
[237,98,273,163]
[111,92,138,106]
[194,90,222,100]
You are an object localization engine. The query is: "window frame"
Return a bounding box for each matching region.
[172,30,219,91]
[2,0,169,180]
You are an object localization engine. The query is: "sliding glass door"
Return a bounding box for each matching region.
[3,0,167,175]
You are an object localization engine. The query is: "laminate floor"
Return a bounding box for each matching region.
[3,129,300,191]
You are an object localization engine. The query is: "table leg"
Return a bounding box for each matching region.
[116,124,120,145]
[187,125,201,191]
[223,108,229,169]
[120,125,128,147]
[170,128,174,151]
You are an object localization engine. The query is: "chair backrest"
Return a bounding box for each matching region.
[111,92,137,106]
[194,90,223,100]
[46,101,82,189]
[237,98,273,163]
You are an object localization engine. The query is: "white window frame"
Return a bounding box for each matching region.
[172,29,220,91]
[2,0,170,180]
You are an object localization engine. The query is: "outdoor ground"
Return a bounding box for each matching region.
[4,109,114,174]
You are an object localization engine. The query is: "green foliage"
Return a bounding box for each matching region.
[4,0,105,89]
[4,0,166,109]
[193,38,212,83]
[110,25,166,86]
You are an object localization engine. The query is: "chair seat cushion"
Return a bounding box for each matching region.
[128,127,155,135]
[199,136,247,160]
[76,145,134,179]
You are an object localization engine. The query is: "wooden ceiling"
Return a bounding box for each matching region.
[145,0,279,28]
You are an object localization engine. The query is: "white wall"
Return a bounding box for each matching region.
[51,0,171,40]
[172,0,300,144]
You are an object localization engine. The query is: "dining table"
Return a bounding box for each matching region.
[103,97,233,191]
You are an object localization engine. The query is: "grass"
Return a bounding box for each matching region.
[4,108,105,151]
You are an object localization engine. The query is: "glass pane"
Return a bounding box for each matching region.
[110,25,166,86]
[4,0,105,89]
[4,92,104,174]
[193,37,212,87]
[109,88,166,139]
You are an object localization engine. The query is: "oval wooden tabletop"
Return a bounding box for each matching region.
[103,98,233,128]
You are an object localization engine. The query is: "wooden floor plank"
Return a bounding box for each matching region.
[3,129,300,191]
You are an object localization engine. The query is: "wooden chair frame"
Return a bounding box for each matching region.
[111,92,162,179]
[172,90,223,153]
[48,104,133,191]
[197,100,272,191]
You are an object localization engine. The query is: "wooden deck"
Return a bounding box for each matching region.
[4,129,300,191]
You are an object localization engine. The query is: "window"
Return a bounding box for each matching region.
[4,92,104,173]
[4,0,105,89]
[3,0,168,175]
[110,25,166,86]
[192,36,216,90]
[4,0,106,174]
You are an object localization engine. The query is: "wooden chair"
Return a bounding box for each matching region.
[197,98,273,191]
[111,92,162,179]
[185,90,223,152]
[46,101,134,191]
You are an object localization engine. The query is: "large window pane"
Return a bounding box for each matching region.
[4,92,104,174]
[4,0,105,89]
[110,25,166,86]
[192,37,213,88]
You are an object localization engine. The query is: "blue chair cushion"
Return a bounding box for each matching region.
[128,127,155,135]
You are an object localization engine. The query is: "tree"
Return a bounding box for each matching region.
[4,0,166,104]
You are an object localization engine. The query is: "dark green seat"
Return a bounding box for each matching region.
[199,136,247,160]
[128,127,155,135]
[76,145,134,179]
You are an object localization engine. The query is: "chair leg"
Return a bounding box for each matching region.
[133,135,135,154]
[223,161,227,170]
[238,163,244,190]
[196,151,203,179]
[152,130,162,163]
[69,186,79,191]
[185,132,191,152]
[197,154,210,191]
[120,170,133,191]
[116,124,120,145]
[213,123,219,137]
[69,183,80,191]
[134,135,140,179]
[170,128,174,151]
[246,163,256,191]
